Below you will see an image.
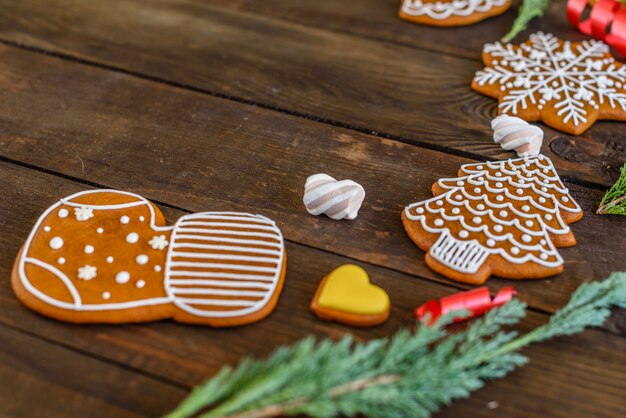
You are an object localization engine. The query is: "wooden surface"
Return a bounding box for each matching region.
[0,1,624,417]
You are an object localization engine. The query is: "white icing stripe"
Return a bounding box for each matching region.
[169,279,273,289]
[176,298,258,307]
[169,288,267,297]
[173,228,280,240]
[168,271,276,281]
[169,263,278,272]
[179,215,275,225]
[171,242,281,255]
[172,252,279,264]
[173,234,282,248]
[179,221,278,231]
[401,0,507,20]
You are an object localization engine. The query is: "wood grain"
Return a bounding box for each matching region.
[0,1,623,187]
[0,161,624,417]
[0,323,186,418]
[0,44,624,320]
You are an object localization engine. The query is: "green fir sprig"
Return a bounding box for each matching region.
[166,273,625,418]
[503,0,550,42]
[598,163,626,215]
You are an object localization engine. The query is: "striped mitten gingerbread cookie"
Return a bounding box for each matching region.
[12,190,286,326]
[402,155,583,285]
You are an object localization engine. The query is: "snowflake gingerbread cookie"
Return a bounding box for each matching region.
[402,155,583,285]
[399,0,512,27]
[12,190,286,326]
[473,32,626,135]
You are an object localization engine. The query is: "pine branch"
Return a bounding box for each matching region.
[598,163,626,215]
[503,0,550,42]
[166,273,626,418]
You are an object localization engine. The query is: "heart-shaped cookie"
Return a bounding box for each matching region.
[310,264,390,327]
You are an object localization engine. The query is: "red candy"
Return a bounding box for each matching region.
[416,287,516,326]
[567,0,626,56]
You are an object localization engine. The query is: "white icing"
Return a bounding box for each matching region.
[106,256,114,263]
[120,215,130,224]
[58,257,66,265]
[75,206,94,221]
[136,280,145,288]
[126,232,139,243]
[49,236,64,250]
[84,245,94,254]
[136,254,149,265]
[77,265,97,280]
[139,216,145,221]
[154,265,162,272]
[401,0,508,20]
[58,208,69,218]
[97,228,104,234]
[102,292,111,300]
[149,235,169,250]
[474,33,626,128]
[116,271,131,284]
[44,226,51,232]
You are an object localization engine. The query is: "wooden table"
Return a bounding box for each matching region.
[0,1,624,417]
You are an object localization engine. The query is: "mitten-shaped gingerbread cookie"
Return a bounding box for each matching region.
[402,155,583,285]
[12,190,286,326]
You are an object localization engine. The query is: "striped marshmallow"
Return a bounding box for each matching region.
[303,174,365,220]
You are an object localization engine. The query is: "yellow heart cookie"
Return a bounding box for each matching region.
[311,265,390,327]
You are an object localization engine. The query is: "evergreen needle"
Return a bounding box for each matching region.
[598,163,626,215]
[503,0,550,42]
[166,273,626,418]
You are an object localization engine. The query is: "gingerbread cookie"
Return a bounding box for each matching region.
[310,264,390,327]
[402,155,583,285]
[473,32,626,135]
[12,190,287,327]
[399,0,512,27]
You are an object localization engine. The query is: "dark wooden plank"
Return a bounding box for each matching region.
[0,1,622,187]
[0,323,186,418]
[0,161,625,418]
[0,44,624,318]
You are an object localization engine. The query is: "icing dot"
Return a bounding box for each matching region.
[516,189,524,195]
[102,292,111,300]
[496,172,502,177]
[561,196,569,202]
[477,165,484,170]
[487,239,496,247]
[541,187,548,192]
[474,188,481,194]
[49,237,64,250]
[522,205,531,212]
[540,239,547,245]
[493,225,503,232]
[136,254,149,265]
[455,195,462,200]
[496,182,503,188]
[477,204,485,210]
[519,179,525,184]
[126,232,139,243]
[499,210,508,217]
[154,265,162,272]
[136,280,146,289]
[120,215,130,224]
[116,271,131,284]
[496,195,504,202]
[540,253,548,260]
[545,214,553,220]
[457,181,464,186]
[44,226,51,232]
[538,197,546,203]
[522,234,532,243]
[436,200,444,206]
[473,216,482,224]
[139,216,145,222]
[57,257,66,265]
[452,208,461,214]
[58,208,69,218]
[459,230,469,239]
[106,256,114,263]
[511,247,521,255]
[525,220,534,227]
[84,245,94,254]
[416,207,424,214]
[97,227,104,234]
[434,219,444,226]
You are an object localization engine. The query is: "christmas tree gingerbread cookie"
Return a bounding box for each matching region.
[402,155,583,284]
[473,32,626,135]
[12,190,287,326]
[399,0,512,27]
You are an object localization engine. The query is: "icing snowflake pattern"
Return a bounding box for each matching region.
[473,32,626,134]
[74,206,94,221]
[149,235,169,250]
[77,265,97,280]
[401,0,508,19]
